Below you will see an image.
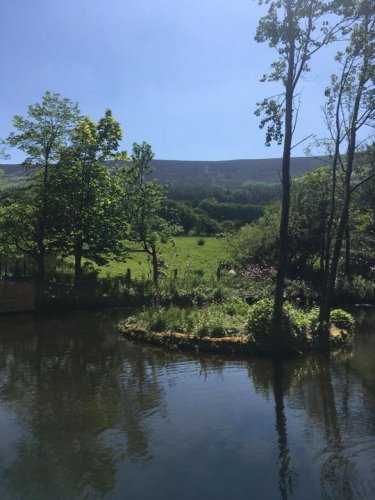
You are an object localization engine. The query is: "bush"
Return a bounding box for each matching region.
[284,279,318,307]
[246,299,311,349]
[245,300,355,349]
[197,238,206,246]
[330,309,355,332]
[335,275,375,304]
[223,298,250,317]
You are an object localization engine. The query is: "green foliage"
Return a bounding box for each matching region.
[120,142,172,285]
[231,203,279,266]
[284,279,318,307]
[7,91,80,165]
[50,111,126,284]
[4,92,81,281]
[245,299,355,348]
[0,139,9,160]
[336,275,375,304]
[168,182,281,205]
[127,303,248,338]
[0,189,40,258]
[246,299,312,348]
[197,198,263,224]
[231,167,336,277]
[223,298,250,317]
[197,238,205,246]
[254,0,344,146]
[330,309,355,332]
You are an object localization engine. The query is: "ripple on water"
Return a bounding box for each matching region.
[321,437,375,500]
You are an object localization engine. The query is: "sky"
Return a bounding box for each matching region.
[0,0,339,163]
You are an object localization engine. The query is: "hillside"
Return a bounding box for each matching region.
[147,157,323,186]
[0,156,324,189]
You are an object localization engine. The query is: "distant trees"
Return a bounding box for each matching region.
[197,198,263,224]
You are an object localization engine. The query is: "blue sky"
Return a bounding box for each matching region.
[0,0,337,163]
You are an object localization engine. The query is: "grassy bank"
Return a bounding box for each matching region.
[118,301,354,355]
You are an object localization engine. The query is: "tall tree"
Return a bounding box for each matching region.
[319,2,375,340]
[52,111,126,287]
[255,0,347,341]
[7,91,80,285]
[121,142,171,287]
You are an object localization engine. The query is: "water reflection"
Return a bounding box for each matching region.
[0,309,373,499]
[246,333,374,500]
[0,312,167,499]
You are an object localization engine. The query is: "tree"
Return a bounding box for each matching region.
[0,188,41,264]
[121,142,171,286]
[351,144,375,259]
[255,0,348,341]
[0,139,9,160]
[51,111,126,287]
[7,91,80,285]
[232,168,333,276]
[319,2,375,340]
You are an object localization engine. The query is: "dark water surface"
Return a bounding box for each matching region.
[0,308,374,500]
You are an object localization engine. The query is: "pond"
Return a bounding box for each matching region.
[0,308,374,499]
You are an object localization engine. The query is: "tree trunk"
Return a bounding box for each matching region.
[319,40,368,343]
[74,242,83,288]
[35,250,45,306]
[344,224,351,280]
[272,2,295,342]
[35,249,45,286]
[320,167,352,341]
[272,359,294,500]
[151,246,158,287]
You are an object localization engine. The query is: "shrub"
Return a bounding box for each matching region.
[246,299,311,349]
[197,238,206,246]
[335,275,375,304]
[223,298,250,317]
[285,279,318,307]
[330,309,355,332]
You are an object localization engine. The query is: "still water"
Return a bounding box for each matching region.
[0,308,374,500]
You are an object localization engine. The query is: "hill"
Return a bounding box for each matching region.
[0,156,324,190]
[146,157,323,186]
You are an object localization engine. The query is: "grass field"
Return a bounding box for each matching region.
[95,236,230,280]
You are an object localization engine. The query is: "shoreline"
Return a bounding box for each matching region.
[118,322,352,357]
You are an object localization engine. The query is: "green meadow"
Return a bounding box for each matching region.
[94,236,230,280]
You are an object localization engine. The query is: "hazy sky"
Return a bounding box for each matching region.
[0,0,338,162]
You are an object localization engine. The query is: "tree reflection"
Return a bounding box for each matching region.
[0,313,167,499]
[272,359,297,500]
[0,311,373,499]
[246,347,369,500]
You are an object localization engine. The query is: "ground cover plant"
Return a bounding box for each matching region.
[121,299,354,353]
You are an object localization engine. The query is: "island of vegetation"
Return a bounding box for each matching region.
[0,0,374,355]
